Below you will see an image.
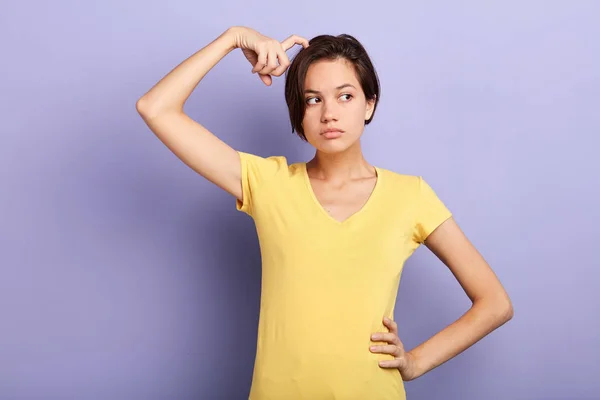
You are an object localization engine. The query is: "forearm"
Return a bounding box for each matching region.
[407,297,513,380]
[136,27,239,117]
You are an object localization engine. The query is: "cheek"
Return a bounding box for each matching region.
[302,110,319,128]
[349,100,367,114]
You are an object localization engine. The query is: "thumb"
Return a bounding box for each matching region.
[259,74,272,86]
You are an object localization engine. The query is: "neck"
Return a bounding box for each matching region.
[306,140,376,184]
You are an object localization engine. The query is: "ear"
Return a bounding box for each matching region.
[365,95,376,121]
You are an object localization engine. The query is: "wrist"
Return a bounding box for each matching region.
[223,26,244,50]
[404,350,424,381]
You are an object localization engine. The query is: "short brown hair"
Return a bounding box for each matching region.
[284,34,381,141]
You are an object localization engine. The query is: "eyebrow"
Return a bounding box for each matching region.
[304,84,356,95]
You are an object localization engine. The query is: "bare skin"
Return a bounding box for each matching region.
[300,57,378,223]
[136,25,514,382]
[136,26,308,202]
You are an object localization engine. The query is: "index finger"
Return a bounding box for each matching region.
[281,34,310,51]
[376,333,400,345]
[384,317,398,333]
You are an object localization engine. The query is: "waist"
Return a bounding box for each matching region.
[249,346,405,400]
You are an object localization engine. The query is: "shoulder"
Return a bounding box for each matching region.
[238,151,289,166]
[378,167,447,207]
[238,151,292,177]
[236,152,294,216]
[379,167,444,190]
[378,167,421,193]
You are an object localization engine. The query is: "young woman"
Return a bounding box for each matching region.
[136,26,514,400]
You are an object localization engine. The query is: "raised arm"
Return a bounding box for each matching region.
[135,26,308,201]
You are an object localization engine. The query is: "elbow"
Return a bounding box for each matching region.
[494,296,514,324]
[136,97,179,120]
[475,293,514,324]
[501,301,514,322]
[136,96,153,118]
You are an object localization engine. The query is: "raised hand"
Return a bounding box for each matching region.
[231,26,309,86]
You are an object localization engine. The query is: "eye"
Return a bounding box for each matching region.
[340,94,353,101]
[305,97,320,105]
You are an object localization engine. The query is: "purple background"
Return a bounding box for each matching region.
[2,1,599,399]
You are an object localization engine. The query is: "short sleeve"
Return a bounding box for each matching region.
[236,151,288,217]
[412,176,453,244]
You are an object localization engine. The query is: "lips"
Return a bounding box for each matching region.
[321,128,344,139]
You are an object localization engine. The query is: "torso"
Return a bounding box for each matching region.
[235,151,451,400]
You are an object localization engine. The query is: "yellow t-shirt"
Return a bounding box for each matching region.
[236,151,452,400]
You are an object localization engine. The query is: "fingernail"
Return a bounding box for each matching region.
[370,346,376,351]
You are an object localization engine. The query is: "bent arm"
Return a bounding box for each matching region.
[407,217,514,380]
[136,27,245,201]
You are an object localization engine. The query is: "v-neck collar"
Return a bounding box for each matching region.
[301,162,382,226]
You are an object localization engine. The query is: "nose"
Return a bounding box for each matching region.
[320,99,339,123]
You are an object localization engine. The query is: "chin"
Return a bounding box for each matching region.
[312,139,356,154]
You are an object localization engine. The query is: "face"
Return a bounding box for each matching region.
[301,58,375,153]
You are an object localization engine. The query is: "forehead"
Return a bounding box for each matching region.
[304,59,360,90]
